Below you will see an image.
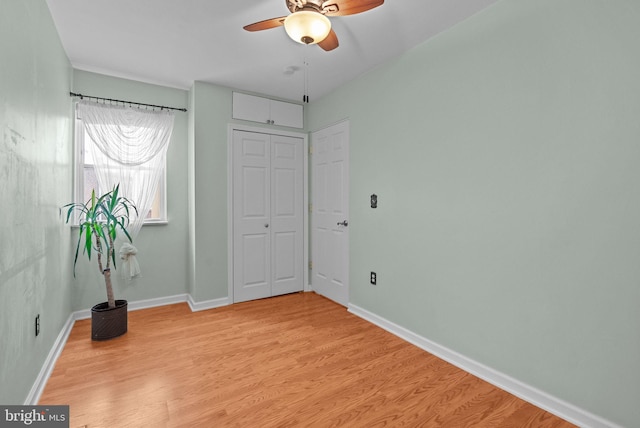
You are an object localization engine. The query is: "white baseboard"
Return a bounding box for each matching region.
[128,293,191,311]
[347,303,621,428]
[73,293,193,320]
[28,293,230,405]
[25,313,75,405]
[187,294,229,312]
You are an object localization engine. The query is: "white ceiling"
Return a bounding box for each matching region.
[45,0,499,102]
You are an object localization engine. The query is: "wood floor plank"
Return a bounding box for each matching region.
[39,292,575,427]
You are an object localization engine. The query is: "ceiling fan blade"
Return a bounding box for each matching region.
[243,16,287,32]
[318,29,339,51]
[323,0,384,17]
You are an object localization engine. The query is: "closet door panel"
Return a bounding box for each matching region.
[270,135,304,296]
[233,131,272,303]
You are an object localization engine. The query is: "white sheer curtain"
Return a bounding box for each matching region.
[78,100,175,278]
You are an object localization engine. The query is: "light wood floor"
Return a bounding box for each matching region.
[40,292,574,427]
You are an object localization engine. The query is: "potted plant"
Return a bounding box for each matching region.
[62,184,138,340]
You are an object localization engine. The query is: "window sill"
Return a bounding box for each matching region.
[70,220,168,228]
[142,220,169,226]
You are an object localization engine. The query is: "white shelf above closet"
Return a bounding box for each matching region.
[232,92,303,129]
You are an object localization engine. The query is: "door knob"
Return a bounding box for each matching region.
[337,220,348,227]
[265,223,269,228]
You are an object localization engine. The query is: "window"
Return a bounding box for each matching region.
[74,108,168,224]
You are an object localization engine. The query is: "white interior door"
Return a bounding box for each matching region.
[233,130,303,303]
[311,121,349,306]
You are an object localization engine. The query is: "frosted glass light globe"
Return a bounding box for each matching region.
[284,11,331,45]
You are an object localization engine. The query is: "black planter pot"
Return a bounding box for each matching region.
[91,299,128,341]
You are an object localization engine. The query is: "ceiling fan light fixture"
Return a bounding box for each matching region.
[284,11,331,45]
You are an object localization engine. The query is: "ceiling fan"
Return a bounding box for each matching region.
[243,0,384,52]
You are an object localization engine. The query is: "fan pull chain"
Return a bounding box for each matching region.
[303,59,310,104]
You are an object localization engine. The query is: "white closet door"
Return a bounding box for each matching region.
[233,131,272,302]
[270,134,304,296]
[233,130,304,303]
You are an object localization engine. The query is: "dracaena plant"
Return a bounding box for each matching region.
[62,184,138,309]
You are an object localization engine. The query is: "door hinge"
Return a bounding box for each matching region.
[309,261,313,270]
[309,203,313,212]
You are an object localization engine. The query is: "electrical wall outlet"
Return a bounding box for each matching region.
[370,272,377,285]
[35,314,40,337]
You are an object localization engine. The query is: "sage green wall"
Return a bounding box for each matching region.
[70,70,189,310]
[0,0,73,404]
[187,86,196,297]
[189,81,230,301]
[309,0,640,426]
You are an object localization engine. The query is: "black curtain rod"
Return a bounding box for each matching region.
[69,92,187,112]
